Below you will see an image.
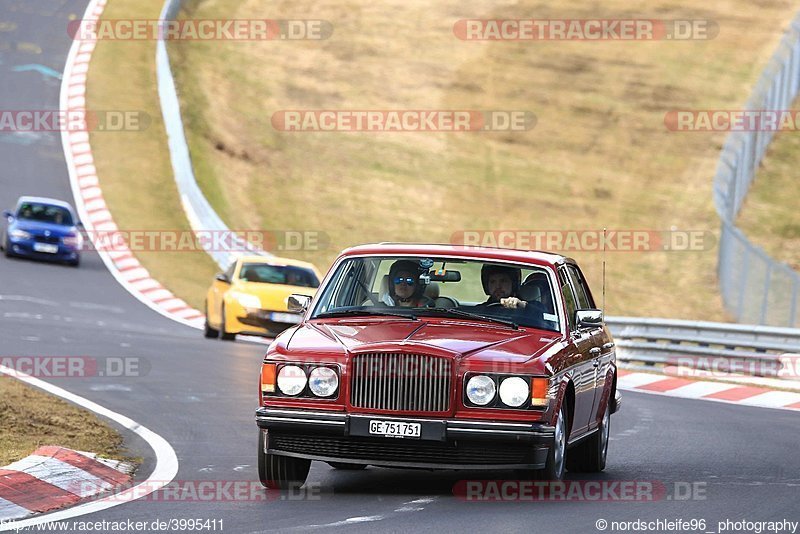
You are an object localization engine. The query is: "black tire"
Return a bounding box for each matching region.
[3,239,10,257]
[219,303,235,341]
[538,403,567,481]
[257,430,310,490]
[328,462,367,470]
[566,399,610,473]
[203,302,219,339]
[68,256,80,268]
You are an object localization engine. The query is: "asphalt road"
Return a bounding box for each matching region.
[1,2,799,533]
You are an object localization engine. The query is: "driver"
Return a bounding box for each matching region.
[382,259,431,308]
[480,264,521,306]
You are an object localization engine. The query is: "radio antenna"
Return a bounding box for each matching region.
[602,227,607,314]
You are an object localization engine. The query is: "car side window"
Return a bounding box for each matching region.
[566,265,591,310]
[558,268,577,331]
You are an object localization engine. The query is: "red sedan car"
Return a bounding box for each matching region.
[255,243,620,488]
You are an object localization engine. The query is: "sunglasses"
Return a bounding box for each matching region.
[393,277,416,286]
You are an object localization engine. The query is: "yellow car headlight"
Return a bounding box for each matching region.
[230,291,261,309]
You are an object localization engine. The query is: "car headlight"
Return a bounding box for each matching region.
[277,365,307,396]
[466,375,496,406]
[62,233,83,248]
[9,229,31,240]
[308,367,338,397]
[499,376,529,407]
[231,292,261,309]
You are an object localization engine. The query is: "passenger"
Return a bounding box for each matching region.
[382,260,431,308]
[505,272,554,313]
[479,264,521,306]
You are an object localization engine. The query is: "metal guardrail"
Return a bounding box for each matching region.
[607,317,800,377]
[713,14,800,328]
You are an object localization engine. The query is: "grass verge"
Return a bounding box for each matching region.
[168,0,799,321]
[0,377,136,466]
[736,97,800,272]
[86,0,799,321]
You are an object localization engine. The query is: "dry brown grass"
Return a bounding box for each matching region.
[0,377,136,465]
[736,96,800,272]
[170,0,798,320]
[86,0,220,311]
[86,0,799,320]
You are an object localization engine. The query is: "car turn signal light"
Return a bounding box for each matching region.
[531,377,549,407]
[261,363,276,395]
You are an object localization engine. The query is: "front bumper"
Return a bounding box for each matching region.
[6,239,79,262]
[255,407,554,470]
[234,310,300,337]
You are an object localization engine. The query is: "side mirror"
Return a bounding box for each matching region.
[575,309,603,329]
[215,272,230,284]
[287,294,311,314]
[2,210,12,219]
[76,221,84,228]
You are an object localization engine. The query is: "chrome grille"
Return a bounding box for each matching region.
[350,353,452,412]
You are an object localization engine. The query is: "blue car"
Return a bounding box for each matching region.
[1,196,83,267]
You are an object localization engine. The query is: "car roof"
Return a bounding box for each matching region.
[338,243,573,267]
[16,196,76,212]
[236,254,319,270]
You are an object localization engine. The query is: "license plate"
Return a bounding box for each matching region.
[270,312,302,324]
[33,243,58,254]
[369,420,421,439]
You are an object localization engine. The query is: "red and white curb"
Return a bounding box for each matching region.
[59,0,204,330]
[618,369,800,411]
[0,447,134,521]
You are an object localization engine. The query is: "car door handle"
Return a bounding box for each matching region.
[602,342,615,350]
[589,347,601,356]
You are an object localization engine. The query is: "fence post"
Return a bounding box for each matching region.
[759,263,772,324]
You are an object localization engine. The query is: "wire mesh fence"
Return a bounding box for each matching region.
[713,15,800,327]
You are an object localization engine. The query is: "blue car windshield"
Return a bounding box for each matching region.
[16,203,73,226]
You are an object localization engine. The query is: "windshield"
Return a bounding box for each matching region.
[239,263,319,288]
[311,256,560,332]
[16,202,73,226]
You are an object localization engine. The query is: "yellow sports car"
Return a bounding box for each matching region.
[204,255,322,340]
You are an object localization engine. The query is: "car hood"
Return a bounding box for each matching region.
[286,319,561,364]
[12,219,76,236]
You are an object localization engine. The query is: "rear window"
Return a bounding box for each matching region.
[16,202,73,225]
[239,263,319,288]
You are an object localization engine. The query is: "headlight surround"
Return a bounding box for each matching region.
[231,291,261,309]
[308,366,339,397]
[276,365,307,396]
[9,229,32,240]
[62,233,83,248]
[466,375,496,406]
[499,376,530,408]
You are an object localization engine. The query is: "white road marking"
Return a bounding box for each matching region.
[88,384,132,392]
[302,516,385,530]
[0,295,58,306]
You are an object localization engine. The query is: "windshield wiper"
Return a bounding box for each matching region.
[422,307,518,330]
[315,309,418,320]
